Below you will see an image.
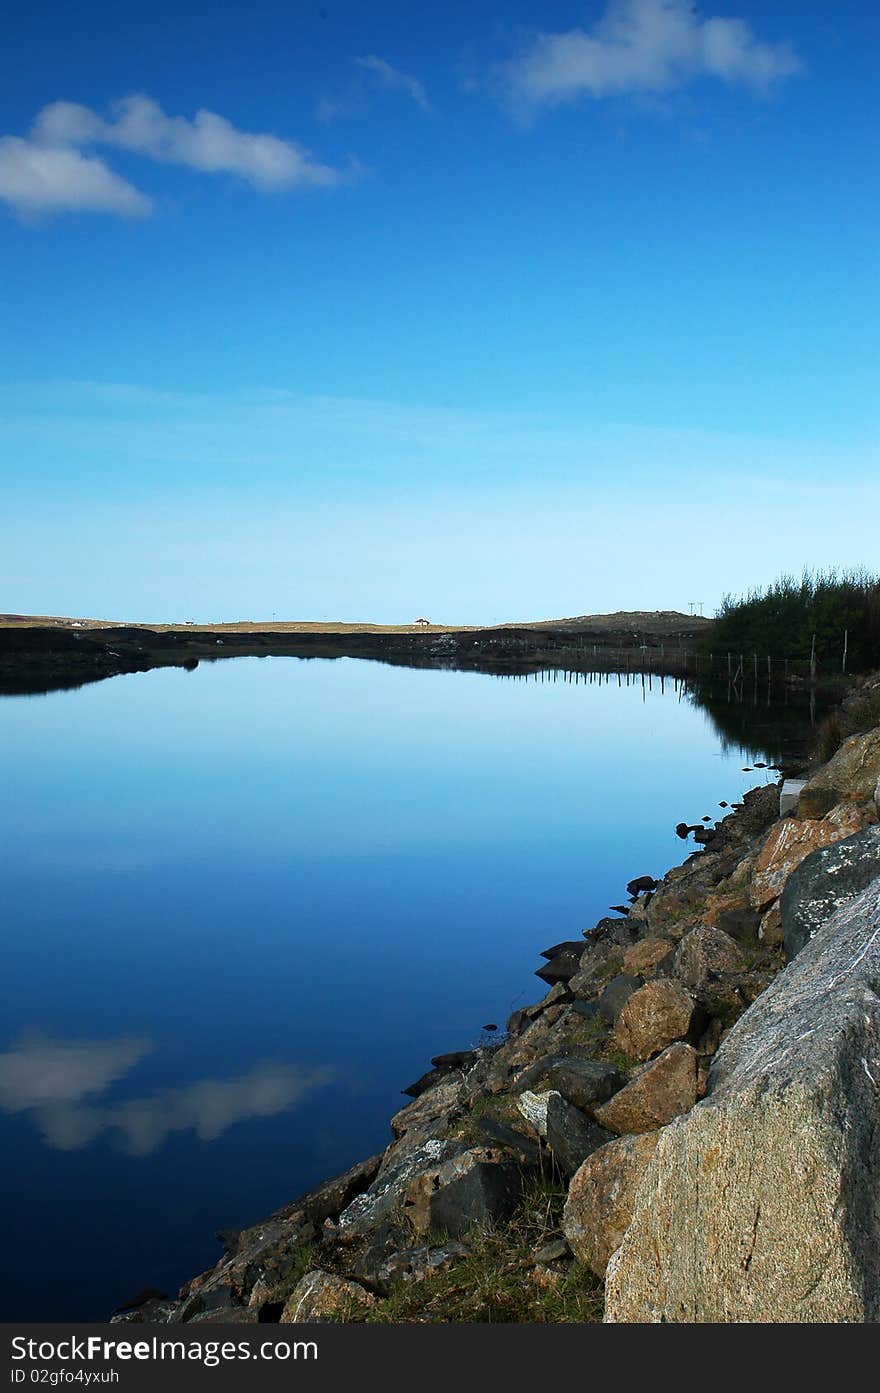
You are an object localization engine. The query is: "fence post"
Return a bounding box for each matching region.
[842,629,848,674]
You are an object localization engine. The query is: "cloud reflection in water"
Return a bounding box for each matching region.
[0,1032,332,1155]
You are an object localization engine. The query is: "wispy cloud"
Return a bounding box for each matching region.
[318,55,429,124]
[499,0,802,112]
[0,1031,333,1155]
[1,95,343,219]
[355,55,429,111]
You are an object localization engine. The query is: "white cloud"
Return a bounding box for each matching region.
[0,95,343,219]
[501,0,802,110]
[0,136,151,219]
[33,95,342,190]
[355,55,429,111]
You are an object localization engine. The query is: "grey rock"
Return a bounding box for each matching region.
[780,825,880,962]
[533,1238,570,1264]
[605,876,880,1323]
[337,1139,464,1238]
[546,1094,615,1176]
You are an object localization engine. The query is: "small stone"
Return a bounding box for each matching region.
[516,1089,555,1137]
[533,1237,569,1264]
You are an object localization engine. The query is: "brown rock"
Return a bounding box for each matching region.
[593,1043,697,1135]
[797,727,880,818]
[614,979,698,1060]
[750,802,875,910]
[758,903,783,947]
[390,1075,464,1140]
[622,937,674,977]
[672,926,745,989]
[279,1271,375,1323]
[562,1131,661,1278]
[703,892,751,928]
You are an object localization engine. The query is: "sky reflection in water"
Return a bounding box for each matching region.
[0,656,779,1318]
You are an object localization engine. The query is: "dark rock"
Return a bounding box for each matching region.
[272,1153,384,1226]
[546,1094,615,1176]
[598,973,644,1023]
[482,1024,498,1032]
[572,999,601,1020]
[403,1050,480,1097]
[351,1222,409,1291]
[505,1007,528,1038]
[535,945,582,984]
[472,1117,543,1165]
[516,1053,622,1114]
[539,940,585,960]
[404,1146,523,1238]
[372,1243,467,1294]
[780,825,880,962]
[609,904,630,916]
[713,904,761,947]
[430,1049,480,1071]
[626,875,658,897]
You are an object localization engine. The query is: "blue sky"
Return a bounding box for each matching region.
[1,1,877,623]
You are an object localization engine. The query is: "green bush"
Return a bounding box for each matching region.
[701,569,880,673]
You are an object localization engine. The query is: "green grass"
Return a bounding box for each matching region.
[355,1175,603,1323]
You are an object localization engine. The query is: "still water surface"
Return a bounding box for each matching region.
[1,657,783,1319]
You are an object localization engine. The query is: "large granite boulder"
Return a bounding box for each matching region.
[780,825,880,962]
[562,1131,661,1278]
[604,876,880,1323]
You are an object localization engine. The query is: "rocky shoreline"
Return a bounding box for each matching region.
[112,675,880,1325]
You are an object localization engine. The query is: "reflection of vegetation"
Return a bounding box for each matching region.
[700,570,880,673]
[686,678,832,766]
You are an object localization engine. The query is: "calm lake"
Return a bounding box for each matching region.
[0,656,806,1319]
